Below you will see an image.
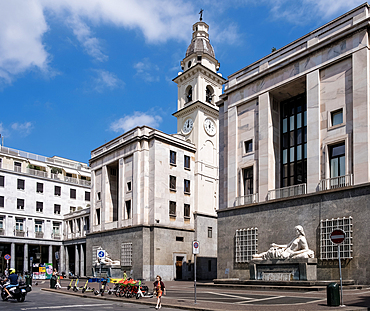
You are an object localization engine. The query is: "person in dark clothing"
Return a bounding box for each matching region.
[153,275,165,309]
[4,268,18,298]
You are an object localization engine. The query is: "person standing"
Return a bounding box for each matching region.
[153,275,165,309]
[123,270,127,281]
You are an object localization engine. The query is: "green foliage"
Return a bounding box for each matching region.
[51,167,62,174]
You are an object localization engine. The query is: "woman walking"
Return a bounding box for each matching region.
[153,275,166,309]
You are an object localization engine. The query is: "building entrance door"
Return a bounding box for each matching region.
[175,256,184,280]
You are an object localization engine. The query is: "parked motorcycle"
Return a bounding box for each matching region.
[1,278,32,302]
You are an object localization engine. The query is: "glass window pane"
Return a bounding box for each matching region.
[339,156,345,176]
[331,144,345,157]
[283,133,288,148]
[304,144,307,159]
[297,113,302,128]
[283,164,288,178]
[297,128,302,144]
[290,147,294,162]
[283,149,287,164]
[332,110,343,126]
[297,145,302,160]
[283,118,287,133]
[304,111,307,126]
[290,131,295,146]
[290,116,295,131]
[331,158,339,178]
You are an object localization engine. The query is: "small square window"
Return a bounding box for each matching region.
[54,204,61,215]
[17,179,25,190]
[176,236,184,242]
[70,189,76,199]
[208,227,212,238]
[0,196,4,208]
[331,109,343,127]
[0,176,4,187]
[36,201,43,213]
[244,140,253,154]
[17,198,24,210]
[85,191,91,201]
[127,181,132,192]
[184,179,190,194]
[170,151,177,165]
[184,204,190,218]
[169,201,176,216]
[36,182,44,193]
[170,176,176,191]
[184,155,190,170]
[54,186,61,196]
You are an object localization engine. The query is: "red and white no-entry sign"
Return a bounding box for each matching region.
[330,229,346,244]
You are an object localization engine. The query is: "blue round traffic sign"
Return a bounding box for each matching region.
[98,250,105,258]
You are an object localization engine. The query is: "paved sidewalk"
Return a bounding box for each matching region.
[38,280,370,311]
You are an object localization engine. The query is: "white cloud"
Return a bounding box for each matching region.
[134,58,160,82]
[110,111,162,133]
[91,69,124,92]
[11,122,34,136]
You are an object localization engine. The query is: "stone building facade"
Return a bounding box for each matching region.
[87,20,224,281]
[217,3,370,284]
[0,145,91,276]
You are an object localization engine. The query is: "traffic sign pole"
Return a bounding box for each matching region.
[338,244,343,306]
[192,241,199,304]
[330,229,346,307]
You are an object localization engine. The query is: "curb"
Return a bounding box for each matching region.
[41,288,215,311]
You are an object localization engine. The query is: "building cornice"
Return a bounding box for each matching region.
[173,63,226,85]
[173,100,219,119]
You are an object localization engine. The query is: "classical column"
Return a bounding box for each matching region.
[10,242,15,268]
[227,105,238,207]
[352,40,370,184]
[65,246,69,277]
[306,70,321,193]
[59,245,65,273]
[118,158,124,228]
[258,92,275,200]
[101,166,107,230]
[23,243,28,273]
[74,244,80,276]
[48,245,53,264]
[80,244,85,277]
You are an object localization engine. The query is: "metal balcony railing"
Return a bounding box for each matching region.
[0,229,4,236]
[319,174,353,191]
[52,233,61,240]
[35,231,44,238]
[267,183,306,200]
[15,230,25,237]
[235,193,259,206]
[27,168,48,178]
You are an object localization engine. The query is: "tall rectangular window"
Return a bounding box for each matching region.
[0,216,3,230]
[184,204,190,218]
[54,204,61,215]
[54,186,61,196]
[184,179,190,194]
[85,191,91,201]
[17,198,24,210]
[125,200,131,219]
[14,162,21,172]
[17,179,25,190]
[0,196,4,208]
[281,94,307,187]
[243,167,253,195]
[169,176,176,191]
[184,155,190,169]
[70,189,76,199]
[16,219,24,231]
[208,227,212,238]
[0,176,4,187]
[53,222,60,235]
[170,151,176,165]
[36,182,43,193]
[35,220,42,232]
[169,201,176,216]
[330,143,345,178]
[96,208,101,225]
[36,201,43,213]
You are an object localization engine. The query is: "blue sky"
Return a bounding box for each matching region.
[0,0,364,163]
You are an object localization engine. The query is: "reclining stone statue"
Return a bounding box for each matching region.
[252,225,314,260]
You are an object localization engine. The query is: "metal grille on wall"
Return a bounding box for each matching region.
[320,217,353,259]
[121,242,133,266]
[235,228,258,263]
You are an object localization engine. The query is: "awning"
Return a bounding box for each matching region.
[28,159,46,168]
[78,170,91,177]
[63,167,79,175]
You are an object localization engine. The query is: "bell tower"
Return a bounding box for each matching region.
[173,19,225,216]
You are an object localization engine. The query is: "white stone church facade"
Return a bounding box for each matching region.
[87,20,225,281]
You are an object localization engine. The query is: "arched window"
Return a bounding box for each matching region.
[206,86,214,104]
[186,86,192,103]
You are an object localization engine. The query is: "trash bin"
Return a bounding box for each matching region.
[327,282,340,306]
[50,275,57,289]
[25,273,32,286]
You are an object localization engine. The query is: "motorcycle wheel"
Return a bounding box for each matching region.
[17,294,26,302]
[1,291,8,301]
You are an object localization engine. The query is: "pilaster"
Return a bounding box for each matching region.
[227,106,238,207]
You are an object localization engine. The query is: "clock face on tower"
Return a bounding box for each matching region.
[182,118,194,134]
[204,118,216,136]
